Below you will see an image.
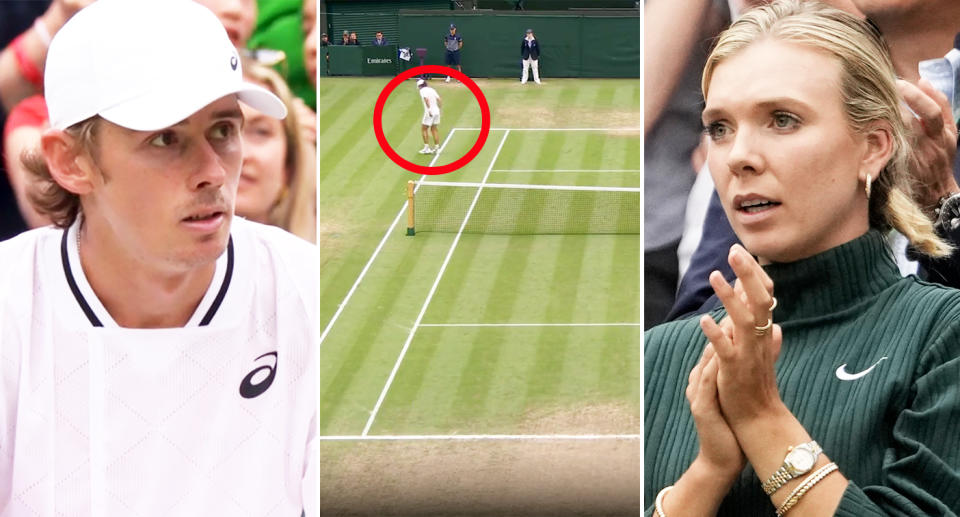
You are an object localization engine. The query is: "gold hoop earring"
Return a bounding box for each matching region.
[865,173,872,200]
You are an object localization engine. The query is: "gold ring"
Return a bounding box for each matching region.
[754,318,773,336]
[769,297,778,312]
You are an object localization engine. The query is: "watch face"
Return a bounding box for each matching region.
[935,195,960,233]
[943,195,960,228]
[787,449,815,472]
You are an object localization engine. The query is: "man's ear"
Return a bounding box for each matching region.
[40,129,97,195]
[859,121,894,183]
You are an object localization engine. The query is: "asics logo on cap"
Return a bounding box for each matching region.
[239,351,278,399]
[230,55,238,71]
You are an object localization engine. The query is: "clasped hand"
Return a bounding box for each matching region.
[686,244,785,479]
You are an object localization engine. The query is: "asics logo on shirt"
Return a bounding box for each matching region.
[835,356,888,381]
[240,351,278,398]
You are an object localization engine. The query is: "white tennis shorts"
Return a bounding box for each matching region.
[422,111,441,126]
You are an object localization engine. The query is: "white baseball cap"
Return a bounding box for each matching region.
[417,79,426,86]
[45,0,287,131]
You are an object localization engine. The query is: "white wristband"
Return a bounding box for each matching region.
[33,18,52,47]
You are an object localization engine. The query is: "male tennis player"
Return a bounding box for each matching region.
[0,0,316,515]
[417,78,442,154]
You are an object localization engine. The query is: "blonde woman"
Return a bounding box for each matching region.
[645,1,960,515]
[237,60,316,242]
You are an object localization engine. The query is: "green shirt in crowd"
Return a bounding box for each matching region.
[645,231,960,516]
[250,0,315,110]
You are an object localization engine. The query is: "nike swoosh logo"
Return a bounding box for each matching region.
[835,356,888,381]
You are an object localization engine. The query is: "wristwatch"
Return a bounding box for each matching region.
[934,192,960,233]
[761,441,822,495]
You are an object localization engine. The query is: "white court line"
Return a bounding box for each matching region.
[319,122,630,357]
[361,130,512,436]
[491,169,641,173]
[320,434,640,441]
[317,128,459,349]
[457,127,641,132]
[419,181,640,193]
[419,323,643,327]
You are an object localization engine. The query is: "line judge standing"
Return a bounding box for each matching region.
[443,23,463,82]
[520,28,541,84]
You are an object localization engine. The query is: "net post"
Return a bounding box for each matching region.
[406,180,415,236]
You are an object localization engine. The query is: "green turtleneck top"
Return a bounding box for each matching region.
[645,231,960,516]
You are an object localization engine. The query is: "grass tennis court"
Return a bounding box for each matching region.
[317,77,641,515]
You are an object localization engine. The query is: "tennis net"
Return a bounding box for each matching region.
[406,180,640,235]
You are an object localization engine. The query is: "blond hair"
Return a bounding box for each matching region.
[21,117,101,229]
[702,0,950,257]
[242,59,316,243]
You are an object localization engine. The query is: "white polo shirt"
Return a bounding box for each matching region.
[0,217,316,516]
[419,86,440,115]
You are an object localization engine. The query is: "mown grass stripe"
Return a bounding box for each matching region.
[319,235,437,434]
[373,238,494,432]
[318,114,380,184]
[447,235,535,425]
[318,131,458,326]
[521,236,584,405]
[361,131,511,436]
[317,79,381,140]
[601,237,641,396]
[319,79,641,435]
[420,323,642,327]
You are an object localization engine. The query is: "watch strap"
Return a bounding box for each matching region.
[762,466,795,495]
[761,441,822,496]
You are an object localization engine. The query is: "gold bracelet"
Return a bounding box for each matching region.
[655,485,673,517]
[775,462,839,516]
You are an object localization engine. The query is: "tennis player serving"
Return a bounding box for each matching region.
[417,77,442,154]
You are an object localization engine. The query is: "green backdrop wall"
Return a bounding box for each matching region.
[398,11,639,78]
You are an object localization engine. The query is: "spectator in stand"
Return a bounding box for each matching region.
[669,0,960,321]
[348,31,360,46]
[340,30,350,45]
[317,32,327,77]
[3,95,50,228]
[195,0,256,48]
[372,31,389,46]
[0,0,94,238]
[644,0,729,328]
[245,0,316,112]
[647,3,960,515]
[238,60,316,242]
[303,0,318,86]
[0,0,94,114]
